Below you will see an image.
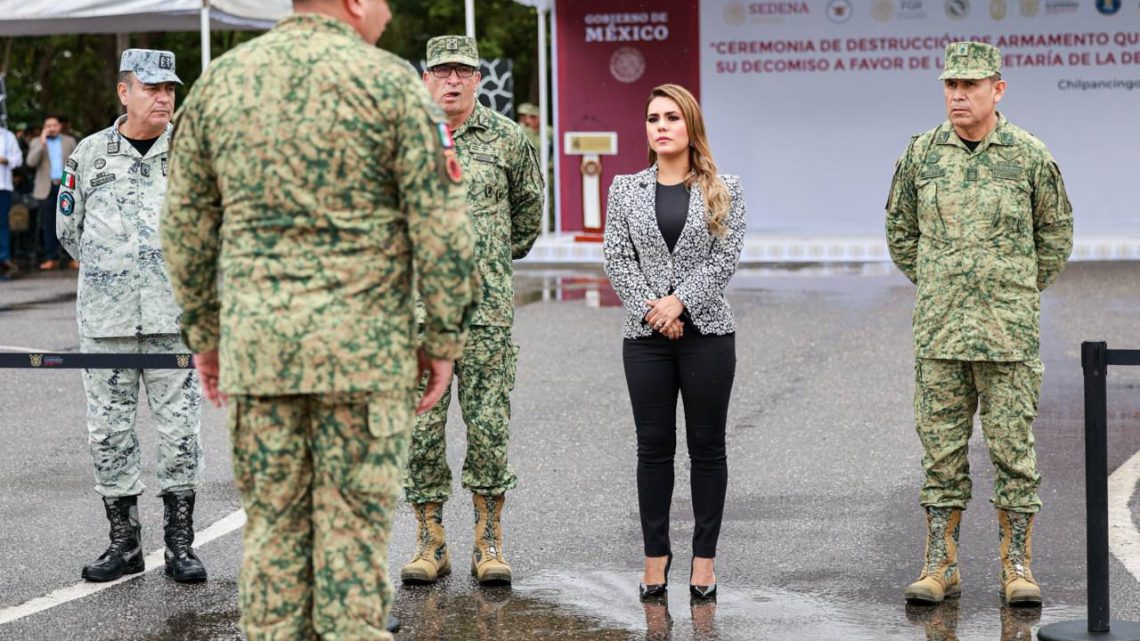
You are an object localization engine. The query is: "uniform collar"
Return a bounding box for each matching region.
[452,102,491,138]
[274,13,361,40]
[934,112,1011,153]
[108,114,172,158]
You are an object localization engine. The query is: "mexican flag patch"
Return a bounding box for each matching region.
[62,171,76,189]
[437,122,455,150]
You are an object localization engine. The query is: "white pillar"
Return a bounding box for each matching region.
[550,2,562,236]
[537,6,550,236]
[465,0,475,37]
[200,2,211,71]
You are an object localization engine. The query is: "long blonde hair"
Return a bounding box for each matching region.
[645,83,730,238]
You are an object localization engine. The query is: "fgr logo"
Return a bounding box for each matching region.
[946,0,970,18]
[1020,0,1040,16]
[872,0,895,21]
[991,0,1008,18]
[827,0,853,22]
[1096,0,1121,14]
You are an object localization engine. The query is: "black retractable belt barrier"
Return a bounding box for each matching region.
[1038,342,1140,641]
[0,353,193,369]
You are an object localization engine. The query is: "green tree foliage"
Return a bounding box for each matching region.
[2,1,540,136]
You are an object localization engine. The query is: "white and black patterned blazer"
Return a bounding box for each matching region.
[603,164,747,339]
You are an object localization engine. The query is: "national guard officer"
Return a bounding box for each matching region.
[161,0,478,638]
[56,48,206,585]
[400,35,543,587]
[516,102,542,152]
[886,41,1073,607]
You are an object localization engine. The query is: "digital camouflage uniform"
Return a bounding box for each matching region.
[57,85,203,499]
[886,43,1073,515]
[161,15,477,640]
[404,37,544,506]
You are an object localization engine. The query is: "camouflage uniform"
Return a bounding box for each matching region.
[404,36,544,505]
[886,42,1073,514]
[56,52,202,498]
[161,14,477,640]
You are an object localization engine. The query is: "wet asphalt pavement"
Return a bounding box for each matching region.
[1,262,1139,641]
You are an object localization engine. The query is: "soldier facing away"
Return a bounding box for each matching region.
[160,0,479,639]
[400,35,544,587]
[886,41,1073,607]
[56,48,207,584]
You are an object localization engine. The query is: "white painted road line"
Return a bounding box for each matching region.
[0,509,246,626]
[1110,449,1140,584]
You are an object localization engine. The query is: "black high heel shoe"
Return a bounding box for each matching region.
[639,552,673,599]
[689,558,717,599]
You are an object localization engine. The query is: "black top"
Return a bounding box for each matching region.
[959,136,981,152]
[655,182,690,253]
[123,134,161,158]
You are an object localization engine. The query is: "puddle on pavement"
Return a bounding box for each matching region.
[388,570,1086,641]
[142,609,243,641]
[0,290,76,313]
[512,265,904,311]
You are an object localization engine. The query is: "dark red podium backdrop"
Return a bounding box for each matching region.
[556,0,700,234]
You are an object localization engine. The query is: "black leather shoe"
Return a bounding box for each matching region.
[163,490,207,583]
[689,583,717,599]
[82,495,145,582]
[639,552,673,600]
[387,614,400,633]
[689,558,717,600]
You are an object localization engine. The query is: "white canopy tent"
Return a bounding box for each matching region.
[0,1,291,69]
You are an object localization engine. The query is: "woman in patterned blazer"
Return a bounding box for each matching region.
[603,83,747,601]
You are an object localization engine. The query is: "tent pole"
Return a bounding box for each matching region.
[538,6,550,236]
[115,33,129,59]
[465,0,475,37]
[200,1,211,71]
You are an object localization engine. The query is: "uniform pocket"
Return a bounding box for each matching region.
[508,343,520,392]
[349,393,414,496]
[916,178,947,239]
[364,391,414,440]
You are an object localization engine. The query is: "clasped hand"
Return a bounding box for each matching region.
[645,295,685,340]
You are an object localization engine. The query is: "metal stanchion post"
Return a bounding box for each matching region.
[1038,342,1140,641]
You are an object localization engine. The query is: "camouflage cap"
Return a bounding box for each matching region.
[120,48,182,85]
[517,103,538,117]
[426,36,479,69]
[939,41,1002,81]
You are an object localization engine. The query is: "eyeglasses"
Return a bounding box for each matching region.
[429,65,477,79]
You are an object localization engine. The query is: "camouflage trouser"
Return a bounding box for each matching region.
[229,391,413,641]
[915,358,1044,513]
[404,325,518,504]
[79,334,203,498]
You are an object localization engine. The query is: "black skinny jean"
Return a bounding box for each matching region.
[622,326,736,559]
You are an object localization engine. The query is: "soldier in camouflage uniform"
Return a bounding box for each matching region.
[56,49,206,585]
[400,35,543,587]
[516,102,542,153]
[886,42,1073,607]
[160,2,478,639]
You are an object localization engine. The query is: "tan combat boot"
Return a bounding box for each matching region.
[400,502,451,584]
[905,507,962,603]
[998,509,1042,606]
[471,494,512,585]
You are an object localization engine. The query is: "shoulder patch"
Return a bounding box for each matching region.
[65,158,78,171]
[58,192,75,216]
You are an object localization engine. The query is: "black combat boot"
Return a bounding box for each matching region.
[81,495,144,582]
[162,490,207,583]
